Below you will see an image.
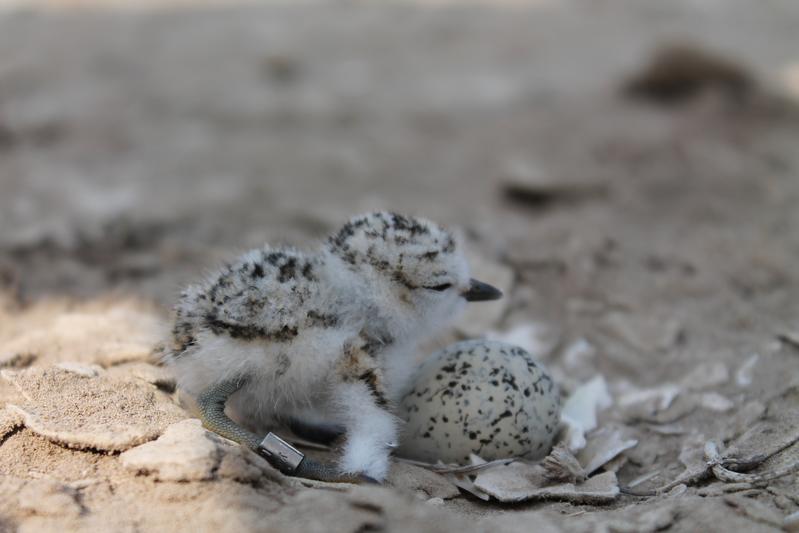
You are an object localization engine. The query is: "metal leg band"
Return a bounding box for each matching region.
[258,432,305,474]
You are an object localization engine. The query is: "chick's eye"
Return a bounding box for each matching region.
[425,283,453,292]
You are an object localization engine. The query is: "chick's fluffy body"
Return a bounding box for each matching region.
[166,212,471,479]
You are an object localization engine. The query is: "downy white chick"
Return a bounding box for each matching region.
[165,211,502,482]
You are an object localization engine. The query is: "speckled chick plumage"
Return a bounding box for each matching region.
[398,340,561,464]
[165,212,474,480]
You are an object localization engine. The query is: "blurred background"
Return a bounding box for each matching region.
[1,0,797,311]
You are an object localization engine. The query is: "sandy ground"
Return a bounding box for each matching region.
[1,1,799,531]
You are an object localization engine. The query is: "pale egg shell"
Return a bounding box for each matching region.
[398,340,561,464]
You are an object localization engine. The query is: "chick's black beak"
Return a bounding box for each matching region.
[462,278,503,302]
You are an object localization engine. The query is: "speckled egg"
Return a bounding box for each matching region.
[397,340,561,464]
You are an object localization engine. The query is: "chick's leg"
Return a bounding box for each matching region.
[196,378,262,450]
[196,377,364,483]
[335,350,398,482]
[285,416,345,445]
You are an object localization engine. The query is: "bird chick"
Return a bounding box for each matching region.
[165,212,502,482]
